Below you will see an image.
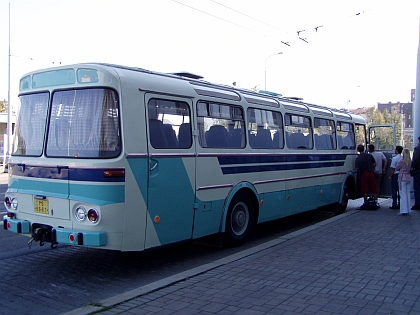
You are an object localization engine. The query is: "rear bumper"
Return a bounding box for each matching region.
[3,216,107,247]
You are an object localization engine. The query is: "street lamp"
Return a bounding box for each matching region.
[264,52,283,90]
[346,85,361,112]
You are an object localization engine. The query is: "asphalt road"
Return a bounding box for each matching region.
[0,176,337,315]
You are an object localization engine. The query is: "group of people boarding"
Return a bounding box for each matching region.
[355,138,420,215]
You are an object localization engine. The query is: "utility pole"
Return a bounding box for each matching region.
[7,0,11,162]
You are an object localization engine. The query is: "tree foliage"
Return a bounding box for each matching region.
[0,100,7,113]
[364,107,405,150]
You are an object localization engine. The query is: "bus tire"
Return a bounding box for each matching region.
[335,183,349,215]
[224,193,255,246]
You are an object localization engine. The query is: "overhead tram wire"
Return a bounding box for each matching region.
[171,0,266,36]
[208,0,371,45]
[172,0,370,47]
[209,0,289,35]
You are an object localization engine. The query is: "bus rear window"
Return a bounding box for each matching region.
[46,88,121,158]
[13,92,49,156]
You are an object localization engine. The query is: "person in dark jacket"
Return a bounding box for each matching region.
[411,137,420,210]
[355,144,378,209]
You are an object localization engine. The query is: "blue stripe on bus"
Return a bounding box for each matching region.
[9,164,125,182]
[217,153,348,165]
[217,154,349,175]
[221,161,345,175]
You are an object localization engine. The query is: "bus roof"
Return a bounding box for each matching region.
[20,62,365,123]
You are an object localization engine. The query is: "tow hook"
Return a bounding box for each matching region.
[28,224,58,249]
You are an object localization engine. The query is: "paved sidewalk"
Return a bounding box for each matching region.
[65,198,420,315]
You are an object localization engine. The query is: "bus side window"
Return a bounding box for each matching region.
[314,118,336,150]
[247,108,283,149]
[284,113,313,149]
[148,98,191,149]
[337,121,355,150]
[197,101,245,149]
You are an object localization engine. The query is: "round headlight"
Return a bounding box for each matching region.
[87,208,99,223]
[75,206,87,222]
[11,198,18,210]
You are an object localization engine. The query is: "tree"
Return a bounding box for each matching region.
[0,100,7,113]
[365,107,402,150]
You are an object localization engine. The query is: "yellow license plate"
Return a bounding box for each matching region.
[34,199,49,214]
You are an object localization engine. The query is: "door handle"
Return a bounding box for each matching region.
[150,161,158,172]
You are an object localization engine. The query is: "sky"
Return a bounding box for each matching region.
[0,0,419,112]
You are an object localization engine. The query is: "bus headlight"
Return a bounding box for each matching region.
[87,208,99,223]
[75,206,87,222]
[11,198,18,210]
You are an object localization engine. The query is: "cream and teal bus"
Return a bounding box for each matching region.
[3,63,367,251]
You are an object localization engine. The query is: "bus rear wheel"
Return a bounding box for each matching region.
[335,183,349,215]
[224,193,254,246]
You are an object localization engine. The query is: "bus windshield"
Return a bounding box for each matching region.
[13,88,121,158]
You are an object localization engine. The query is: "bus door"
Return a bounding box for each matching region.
[368,124,396,198]
[145,95,196,247]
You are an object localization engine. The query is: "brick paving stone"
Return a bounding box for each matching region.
[62,199,420,315]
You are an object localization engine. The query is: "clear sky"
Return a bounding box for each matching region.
[0,0,419,112]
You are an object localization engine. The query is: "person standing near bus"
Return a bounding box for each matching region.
[396,148,412,215]
[388,146,403,210]
[368,144,388,195]
[411,137,420,210]
[355,144,378,209]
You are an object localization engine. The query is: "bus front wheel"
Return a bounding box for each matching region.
[224,193,254,246]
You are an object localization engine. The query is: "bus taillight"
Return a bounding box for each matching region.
[87,209,99,223]
[4,196,11,208]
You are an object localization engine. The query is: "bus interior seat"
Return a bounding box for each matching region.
[163,124,178,148]
[254,128,273,149]
[315,134,334,149]
[338,135,354,150]
[178,123,192,148]
[229,128,244,148]
[287,132,308,149]
[273,131,283,149]
[206,125,229,148]
[149,119,168,148]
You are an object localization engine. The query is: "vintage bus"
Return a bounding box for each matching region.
[3,63,367,251]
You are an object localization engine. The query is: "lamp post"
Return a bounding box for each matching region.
[7,0,11,162]
[400,104,405,146]
[346,85,361,112]
[264,52,283,90]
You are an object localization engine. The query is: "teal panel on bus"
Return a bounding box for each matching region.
[69,183,125,205]
[9,178,68,199]
[146,157,195,245]
[32,69,76,88]
[192,199,226,238]
[257,182,342,223]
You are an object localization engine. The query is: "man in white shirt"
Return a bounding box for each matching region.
[388,146,403,209]
[368,144,388,196]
